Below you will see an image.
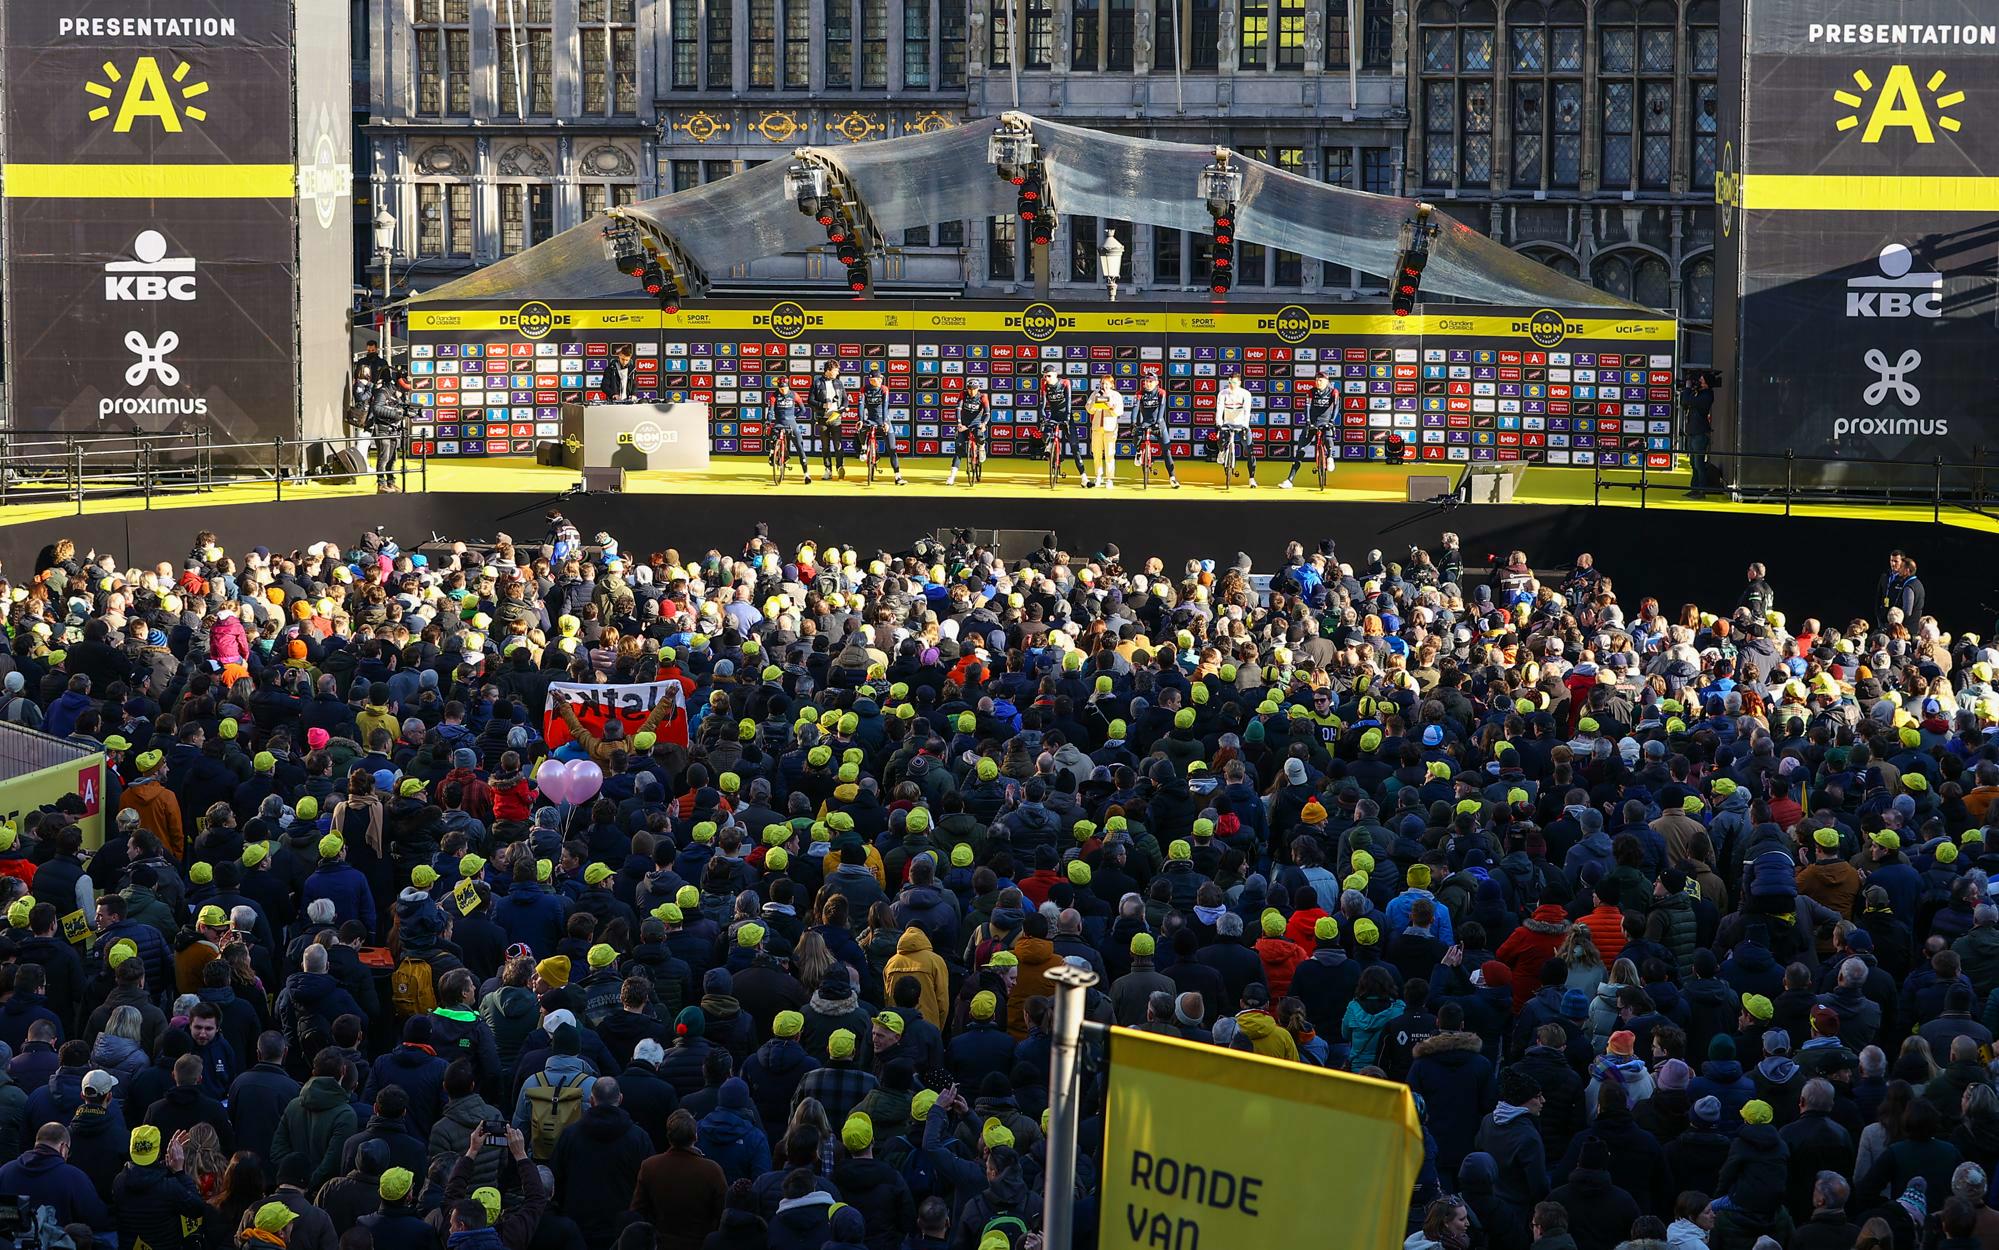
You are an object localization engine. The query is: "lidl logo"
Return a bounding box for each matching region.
[85,56,209,132]
[1834,65,1963,143]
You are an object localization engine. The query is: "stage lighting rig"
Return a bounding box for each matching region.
[1391,202,1439,317]
[604,208,708,314]
[1200,148,1243,295]
[787,152,882,294]
[989,113,1057,251]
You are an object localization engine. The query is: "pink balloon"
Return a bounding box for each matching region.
[537,760,572,804]
[569,760,605,802]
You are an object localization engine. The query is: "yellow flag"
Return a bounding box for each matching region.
[1100,1027,1423,1250]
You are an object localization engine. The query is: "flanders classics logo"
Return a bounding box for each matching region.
[506,302,558,340]
[1263,305,1322,345]
[1012,303,1067,342]
[1834,65,1963,142]
[86,56,209,132]
[763,302,810,340]
[1516,309,1577,349]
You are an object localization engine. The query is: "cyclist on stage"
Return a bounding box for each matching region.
[858,367,905,485]
[1216,372,1258,488]
[1039,364,1092,486]
[811,360,847,479]
[771,379,815,483]
[1132,370,1180,488]
[1086,376,1125,490]
[945,379,991,486]
[1280,372,1339,488]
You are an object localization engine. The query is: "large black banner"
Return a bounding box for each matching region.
[1,1,298,441]
[1718,1,1999,487]
[405,299,1680,466]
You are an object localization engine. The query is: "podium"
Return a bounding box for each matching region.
[559,402,710,472]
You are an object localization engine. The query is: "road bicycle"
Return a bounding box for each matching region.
[1217,428,1239,492]
[863,425,883,485]
[1309,426,1332,490]
[769,427,790,485]
[1134,428,1157,490]
[1045,424,1064,490]
[962,429,985,485]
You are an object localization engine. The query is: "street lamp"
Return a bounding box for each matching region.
[372,210,397,361]
[1099,230,1125,302]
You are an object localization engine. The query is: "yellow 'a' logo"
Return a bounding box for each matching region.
[1834,65,1963,143]
[85,56,210,133]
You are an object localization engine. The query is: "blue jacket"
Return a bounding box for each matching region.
[491,883,570,957]
[0,996,61,1053]
[97,920,172,998]
[1385,889,1455,945]
[0,1144,110,1229]
[301,863,376,935]
[696,1078,772,1183]
[364,1045,448,1135]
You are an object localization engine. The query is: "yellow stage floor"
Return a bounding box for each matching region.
[2,456,1994,534]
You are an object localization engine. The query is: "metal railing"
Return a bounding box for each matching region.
[1583,444,1999,522]
[0,430,429,515]
[0,720,101,779]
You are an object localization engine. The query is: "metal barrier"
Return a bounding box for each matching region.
[1585,445,1999,522]
[0,429,429,515]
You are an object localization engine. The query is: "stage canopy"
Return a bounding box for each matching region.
[414,114,1645,312]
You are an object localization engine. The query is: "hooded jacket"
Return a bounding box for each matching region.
[1407,1031,1496,1176]
[1495,907,1572,1010]
[270,1076,357,1189]
[695,1078,772,1184]
[881,928,950,1029]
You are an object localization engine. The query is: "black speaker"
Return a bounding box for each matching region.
[535,440,566,467]
[582,466,625,492]
[1407,475,1451,502]
[319,449,369,485]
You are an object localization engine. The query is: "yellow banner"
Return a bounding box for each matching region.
[1739,173,1999,213]
[1101,1027,1423,1250]
[2,164,297,199]
[407,308,661,333]
[910,308,1167,334]
[407,306,915,334]
[0,754,106,851]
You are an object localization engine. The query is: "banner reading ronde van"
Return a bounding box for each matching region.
[0,0,298,440]
[543,681,690,751]
[1100,1027,1423,1250]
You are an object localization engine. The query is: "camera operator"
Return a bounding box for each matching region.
[1681,370,1716,497]
[366,366,412,493]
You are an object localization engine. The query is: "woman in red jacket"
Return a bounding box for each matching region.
[1494,903,1574,1011]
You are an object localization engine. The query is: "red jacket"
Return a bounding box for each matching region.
[1254,936,1308,999]
[490,776,537,823]
[1285,907,1328,951]
[1494,906,1572,1010]
[1018,869,1062,909]
[440,767,494,823]
[1582,902,1629,966]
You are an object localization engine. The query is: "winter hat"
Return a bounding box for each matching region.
[1560,989,1590,1019]
[1709,1034,1737,1060]
[535,957,570,988]
[828,1029,857,1060]
[773,1011,804,1038]
[673,1007,705,1039]
[1607,1030,1635,1057]
[1500,1070,1541,1105]
[1741,1099,1773,1126]
[1741,994,1773,1022]
[1260,909,1285,938]
[1656,1058,1692,1091]
[379,1167,414,1202]
[1690,1096,1722,1127]
[842,1113,874,1152]
[1897,1178,1928,1225]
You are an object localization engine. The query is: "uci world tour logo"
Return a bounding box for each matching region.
[86,56,209,131]
[768,301,808,340]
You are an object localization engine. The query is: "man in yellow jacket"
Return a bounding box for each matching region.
[883,927,949,1028]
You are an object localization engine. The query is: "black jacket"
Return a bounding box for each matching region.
[112,1161,210,1250]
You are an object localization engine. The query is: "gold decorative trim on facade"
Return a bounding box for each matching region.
[829,110,886,142]
[906,111,958,135]
[750,110,805,143]
[671,110,730,143]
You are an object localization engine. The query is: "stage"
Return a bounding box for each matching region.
[0,454,1992,632]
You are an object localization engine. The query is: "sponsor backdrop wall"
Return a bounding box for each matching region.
[0,1,351,446]
[1716,0,1999,489]
[406,299,1678,466]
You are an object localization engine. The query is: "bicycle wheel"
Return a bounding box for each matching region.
[1220,438,1233,492]
[866,431,879,485]
[970,441,983,486]
[1316,435,1329,490]
[771,434,786,486]
[1138,442,1151,491]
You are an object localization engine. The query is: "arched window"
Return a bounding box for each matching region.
[1591,250,1670,308]
[1522,246,1579,280]
[1683,255,1715,321]
[1507,0,1583,189]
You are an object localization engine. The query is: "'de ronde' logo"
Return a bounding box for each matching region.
[765,301,809,340]
[505,301,559,340]
[1515,308,1578,348]
[86,56,210,132]
[1012,302,1067,342]
[1263,304,1321,345]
